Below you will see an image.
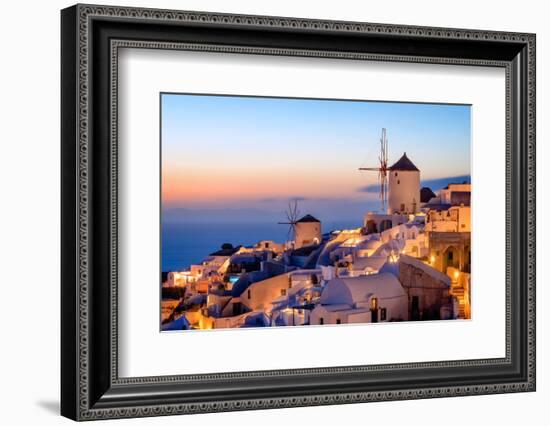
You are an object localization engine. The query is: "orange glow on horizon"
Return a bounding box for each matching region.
[161,166,378,204]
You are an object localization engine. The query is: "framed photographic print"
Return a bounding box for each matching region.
[61,4,536,421]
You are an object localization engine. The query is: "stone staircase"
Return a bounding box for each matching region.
[451,284,467,319]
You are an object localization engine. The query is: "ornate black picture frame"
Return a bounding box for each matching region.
[61,4,536,421]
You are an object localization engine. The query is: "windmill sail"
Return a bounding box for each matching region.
[358,128,389,213]
[278,200,300,242]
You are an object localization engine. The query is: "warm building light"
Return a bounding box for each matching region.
[430,255,435,264]
[370,297,378,311]
[454,271,460,280]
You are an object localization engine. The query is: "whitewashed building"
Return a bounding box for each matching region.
[165,271,196,287]
[380,223,429,258]
[310,273,408,325]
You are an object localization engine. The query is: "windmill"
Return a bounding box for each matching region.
[278,200,300,243]
[358,128,389,213]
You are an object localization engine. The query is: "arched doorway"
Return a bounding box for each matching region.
[442,245,460,271]
[365,220,378,234]
[379,219,393,232]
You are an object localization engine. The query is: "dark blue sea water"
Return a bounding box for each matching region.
[162,220,360,272]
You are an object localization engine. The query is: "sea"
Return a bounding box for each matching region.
[160,176,471,272]
[162,220,361,272]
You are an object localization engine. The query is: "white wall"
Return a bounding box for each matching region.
[0,0,546,425]
[388,170,420,214]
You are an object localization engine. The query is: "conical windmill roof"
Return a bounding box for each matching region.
[296,214,321,223]
[389,153,419,171]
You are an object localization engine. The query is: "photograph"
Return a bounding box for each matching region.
[160,94,472,331]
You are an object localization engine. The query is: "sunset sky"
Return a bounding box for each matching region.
[161,93,471,224]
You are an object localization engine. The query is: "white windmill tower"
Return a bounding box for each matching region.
[278,200,321,249]
[387,152,420,214]
[359,128,420,215]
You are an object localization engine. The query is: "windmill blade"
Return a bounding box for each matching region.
[287,199,299,223]
[358,127,389,213]
[293,200,299,222]
[287,202,294,222]
[382,128,388,168]
[280,199,300,243]
[378,171,383,203]
[385,182,388,211]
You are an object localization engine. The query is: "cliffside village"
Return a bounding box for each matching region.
[161,152,471,331]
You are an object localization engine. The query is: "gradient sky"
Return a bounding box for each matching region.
[161,93,471,222]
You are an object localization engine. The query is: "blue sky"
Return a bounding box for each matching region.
[161,93,471,223]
